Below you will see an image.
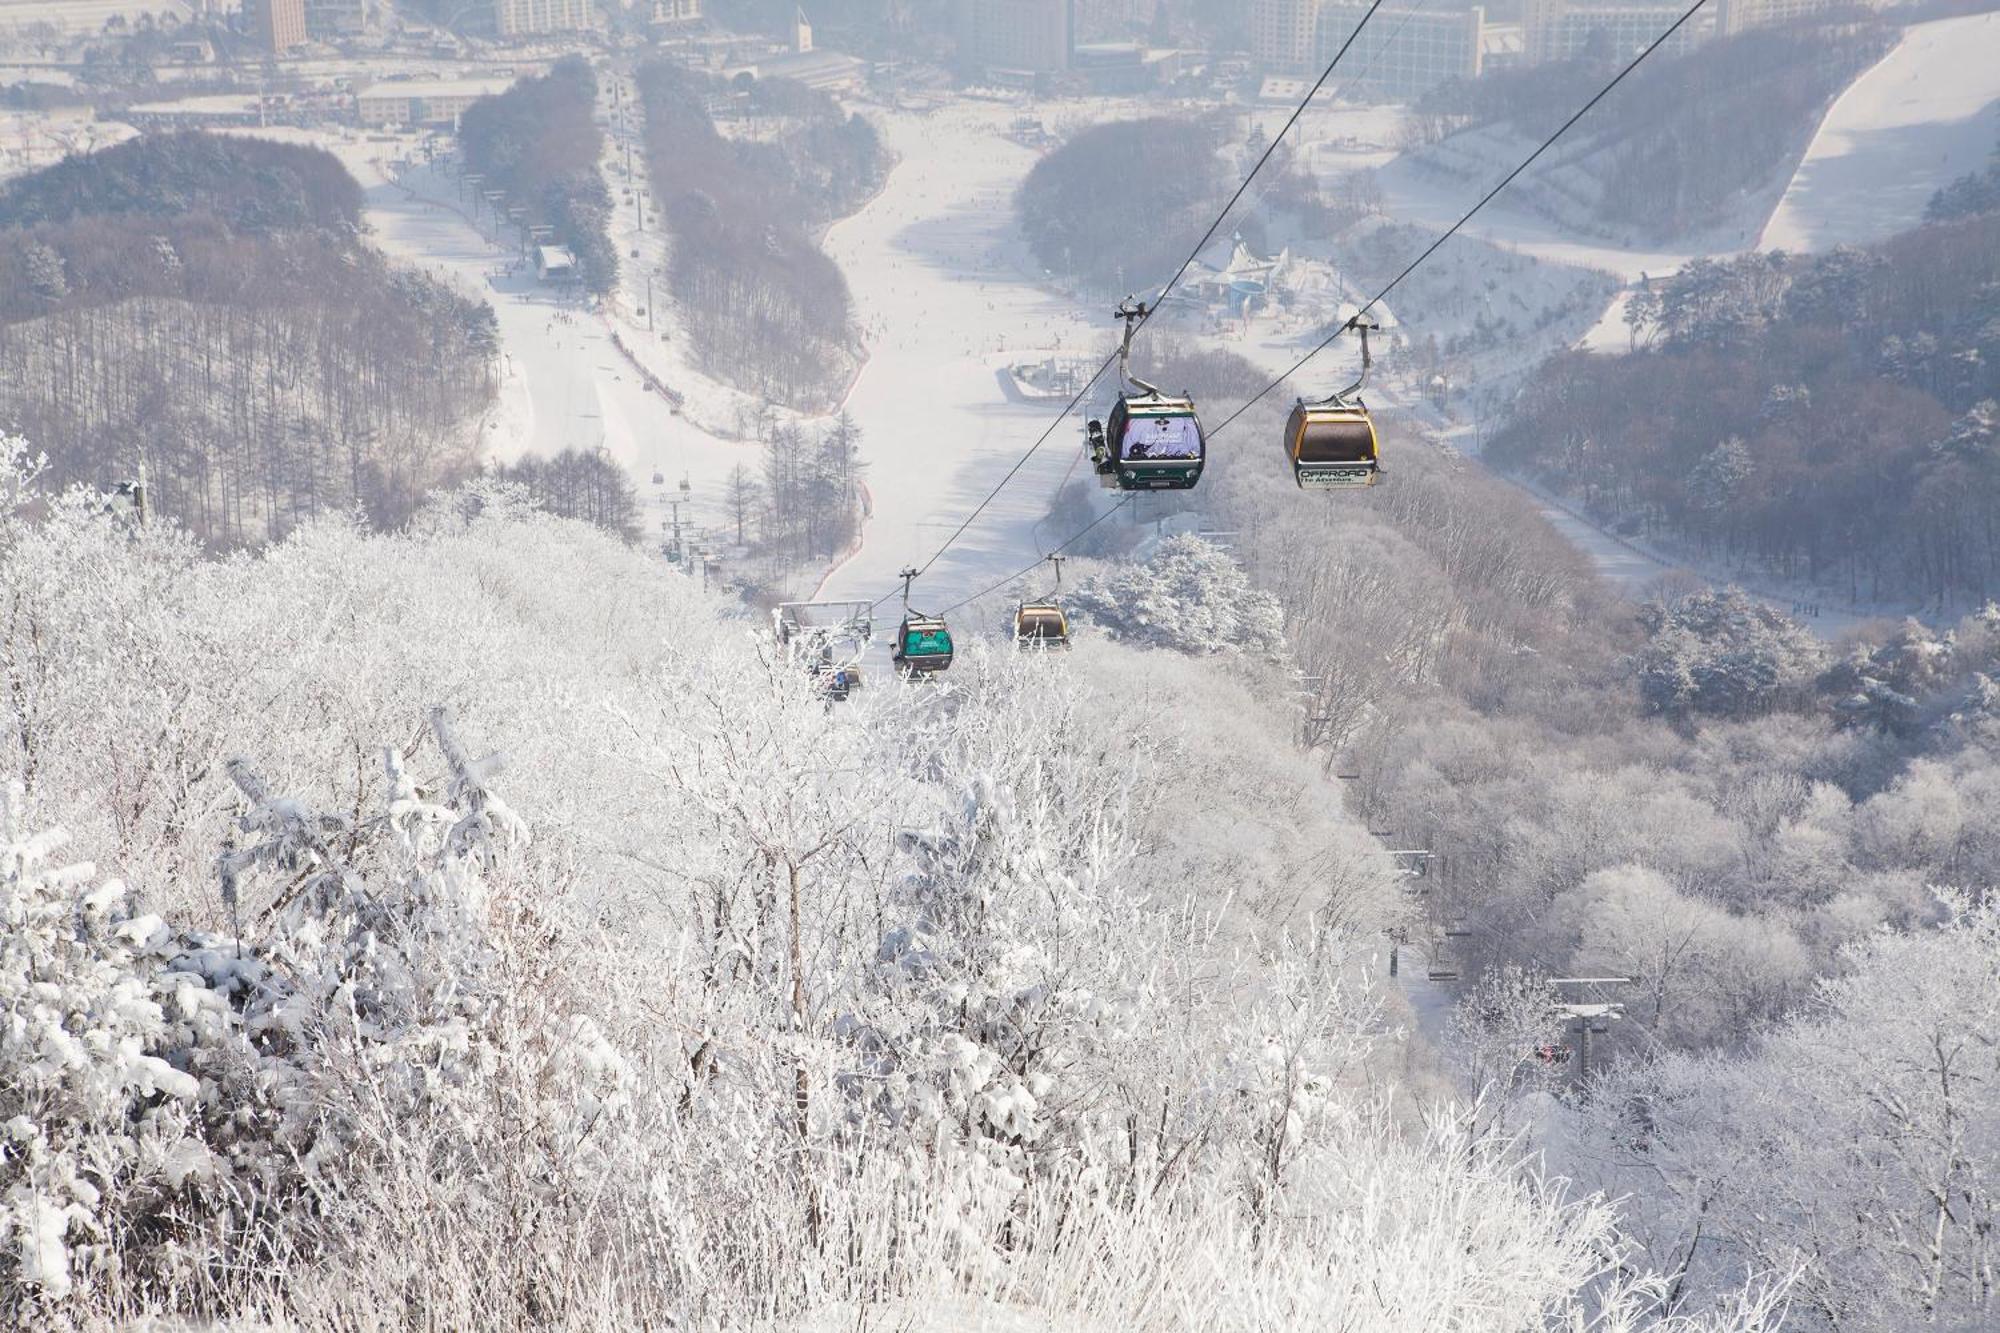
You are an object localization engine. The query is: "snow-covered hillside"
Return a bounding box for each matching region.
[1760,11,2000,253]
[814,101,1108,611]
[5,445,1808,1328]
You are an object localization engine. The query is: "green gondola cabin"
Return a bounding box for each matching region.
[893,615,954,675]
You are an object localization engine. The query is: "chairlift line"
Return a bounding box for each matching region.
[941,496,1135,617]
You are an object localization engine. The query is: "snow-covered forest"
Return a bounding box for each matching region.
[0,133,499,546]
[5,2,2000,1326]
[634,61,885,409]
[1036,334,2000,1327]
[1,437,1811,1329]
[1017,117,1232,292]
[457,58,619,296]
[1492,205,2000,607]
[1403,24,1894,244]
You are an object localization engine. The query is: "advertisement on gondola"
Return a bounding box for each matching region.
[1121,415,1202,460]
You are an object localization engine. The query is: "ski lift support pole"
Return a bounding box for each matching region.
[1548,977,1634,1084]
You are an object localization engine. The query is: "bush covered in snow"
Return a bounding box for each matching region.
[1555,894,2000,1330]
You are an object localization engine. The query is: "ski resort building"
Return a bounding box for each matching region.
[0,0,199,39]
[246,0,306,52]
[493,0,594,38]
[124,94,270,128]
[1252,0,1482,95]
[956,0,1075,74]
[1249,0,1323,71]
[1522,0,1712,63]
[536,245,579,283]
[1323,0,1483,98]
[1177,235,1297,318]
[1716,0,1838,34]
[356,77,512,127]
[304,0,366,38]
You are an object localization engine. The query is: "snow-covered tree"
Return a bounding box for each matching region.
[1067,534,1285,657]
[1554,895,2000,1331]
[1636,587,1825,720]
[0,451,1808,1328]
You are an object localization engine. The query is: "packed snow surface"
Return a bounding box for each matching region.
[813,103,1106,610]
[279,130,753,546]
[1760,12,2000,254]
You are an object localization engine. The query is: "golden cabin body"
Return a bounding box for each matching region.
[1283,399,1381,490]
[1014,601,1071,649]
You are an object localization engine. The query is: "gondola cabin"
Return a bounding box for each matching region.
[1285,402,1380,490]
[1014,602,1071,649]
[1093,394,1205,491]
[893,615,954,676]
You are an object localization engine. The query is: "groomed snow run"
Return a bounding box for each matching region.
[241,127,757,546]
[812,102,1107,616]
[1759,11,2000,254]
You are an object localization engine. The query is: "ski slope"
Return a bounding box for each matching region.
[813,102,1105,616]
[1760,11,2000,254]
[291,132,756,546]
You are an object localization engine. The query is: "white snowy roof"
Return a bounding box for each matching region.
[359,79,512,102]
[126,95,263,116]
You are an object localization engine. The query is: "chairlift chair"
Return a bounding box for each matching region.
[1087,299,1205,492]
[812,659,861,700]
[1286,316,1383,490]
[773,600,872,700]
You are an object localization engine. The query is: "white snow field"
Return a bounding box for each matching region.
[290,133,758,546]
[1759,11,2000,253]
[0,110,132,183]
[1372,128,1711,286]
[812,102,1110,611]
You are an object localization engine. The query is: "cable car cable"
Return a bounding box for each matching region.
[898,0,1708,634]
[1030,0,1429,518]
[870,0,1702,614]
[941,496,1135,617]
[864,0,1392,607]
[1206,0,1711,441]
[1127,0,1391,337]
